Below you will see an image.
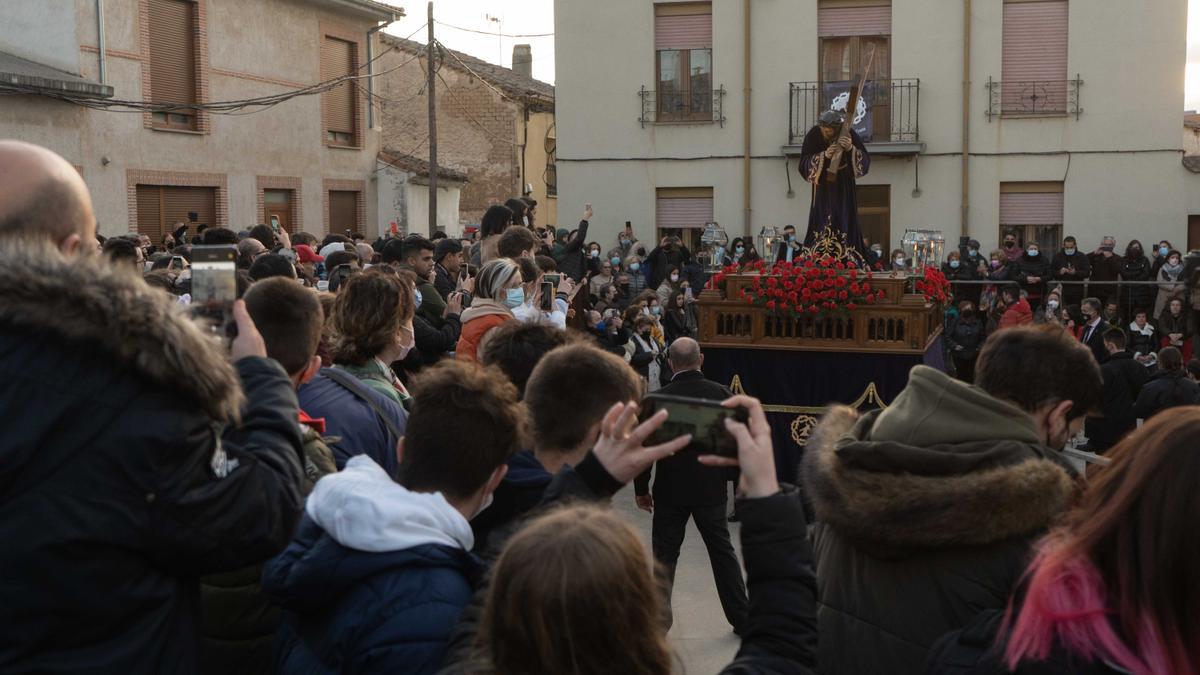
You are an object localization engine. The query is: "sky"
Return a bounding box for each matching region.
[387,0,1200,111]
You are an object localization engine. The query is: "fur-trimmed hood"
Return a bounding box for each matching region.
[803,366,1076,556]
[0,238,243,421]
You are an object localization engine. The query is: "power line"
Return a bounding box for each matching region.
[434,19,553,38]
[435,40,520,103]
[435,70,518,147]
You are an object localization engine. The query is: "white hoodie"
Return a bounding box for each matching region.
[305,455,474,553]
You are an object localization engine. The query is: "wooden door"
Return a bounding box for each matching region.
[264,189,291,233]
[329,190,358,235]
[1188,215,1200,252]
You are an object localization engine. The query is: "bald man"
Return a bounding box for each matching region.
[0,140,96,254]
[0,141,307,672]
[633,337,749,635]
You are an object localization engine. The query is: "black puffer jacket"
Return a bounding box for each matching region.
[945,315,984,359]
[1009,253,1053,301]
[1133,370,1200,420]
[802,367,1077,675]
[0,241,306,674]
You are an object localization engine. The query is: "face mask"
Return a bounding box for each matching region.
[894,257,905,266]
[949,260,960,269]
[610,257,621,266]
[1131,247,1142,255]
[961,309,974,317]
[1159,246,1169,257]
[1005,241,1015,248]
[1063,247,1075,255]
[1027,249,1039,257]
[522,216,529,226]
[871,246,882,254]
[630,262,641,272]
[414,289,423,310]
[991,260,1001,268]
[1047,300,1060,310]
[968,248,978,256]
[503,288,525,309]
[670,274,679,282]
[590,250,600,258]
[787,234,796,242]
[735,246,745,254]
[595,320,607,332]
[651,306,661,316]
[619,238,629,247]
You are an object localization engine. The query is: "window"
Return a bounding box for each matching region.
[328,190,359,233]
[1001,0,1068,115]
[654,3,712,122]
[999,182,1063,255]
[857,185,890,250]
[136,185,216,243]
[656,187,713,251]
[321,36,359,147]
[818,1,890,141]
[148,0,199,131]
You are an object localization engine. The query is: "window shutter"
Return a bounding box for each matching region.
[322,37,357,143]
[148,0,197,108]
[136,186,164,243]
[329,191,358,232]
[818,2,891,37]
[999,192,1064,226]
[654,4,712,50]
[656,197,714,229]
[1002,1,1068,83]
[162,186,217,231]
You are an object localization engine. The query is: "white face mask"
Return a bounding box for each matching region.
[670,274,679,282]
[894,257,905,266]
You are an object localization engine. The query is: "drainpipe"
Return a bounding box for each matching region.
[366,15,397,130]
[960,0,971,237]
[95,0,107,84]
[742,0,752,237]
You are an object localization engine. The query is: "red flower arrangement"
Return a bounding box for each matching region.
[913,267,952,307]
[730,254,881,317]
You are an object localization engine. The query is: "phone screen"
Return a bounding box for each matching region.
[638,394,748,458]
[540,281,554,312]
[544,273,561,287]
[190,245,238,339]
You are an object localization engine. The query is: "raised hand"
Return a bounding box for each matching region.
[591,402,692,484]
[698,395,779,499]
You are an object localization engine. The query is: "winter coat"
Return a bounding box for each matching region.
[1118,254,1153,316]
[468,450,552,555]
[1010,254,1053,301]
[663,306,698,343]
[625,331,664,389]
[455,299,514,362]
[1125,321,1158,360]
[402,312,461,371]
[590,324,631,356]
[1051,249,1091,305]
[1156,309,1192,348]
[554,220,590,282]
[298,369,407,475]
[1133,370,1200,420]
[802,366,1077,675]
[998,297,1033,329]
[0,241,306,673]
[434,262,457,301]
[262,456,485,675]
[1152,262,1186,318]
[1083,351,1148,450]
[945,315,984,359]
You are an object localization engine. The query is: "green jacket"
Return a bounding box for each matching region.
[336,361,410,409]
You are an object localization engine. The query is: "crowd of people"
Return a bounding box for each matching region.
[3,139,1200,675]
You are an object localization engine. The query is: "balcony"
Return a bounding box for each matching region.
[985,76,1083,121]
[785,79,922,156]
[638,85,727,127]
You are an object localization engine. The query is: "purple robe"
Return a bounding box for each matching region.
[799,126,870,252]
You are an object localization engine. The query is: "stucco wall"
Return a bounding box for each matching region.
[556,0,1192,254]
[522,109,559,228]
[0,0,385,238]
[375,163,462,236]
[5,0,79,74]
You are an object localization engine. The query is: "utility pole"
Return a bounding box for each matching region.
[427,2,438,236]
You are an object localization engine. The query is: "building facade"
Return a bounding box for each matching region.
[0,0,399,242]
[376,36,556,232]
[555,0,1198,256]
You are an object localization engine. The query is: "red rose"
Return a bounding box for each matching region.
[825,269,837,279]
[801,288,812,299]
[745,296,754,304]
[866,295,876,305]
[766,300,776,310]
[834,277,847,288]
[835,261,845,270]
[847,302,857,310]
[849,269,859,280]
[838,290,848,300]
[850,283,861,294]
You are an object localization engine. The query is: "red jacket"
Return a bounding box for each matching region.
[998,298,1033,330]
[455,299,514,362]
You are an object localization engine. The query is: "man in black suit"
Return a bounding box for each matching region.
[1083,328,1149,453]
[1079,297,1109,365]
[774,224,801,264]
[634,338,749,635]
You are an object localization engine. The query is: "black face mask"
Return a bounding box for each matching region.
[1005,241,1016,248]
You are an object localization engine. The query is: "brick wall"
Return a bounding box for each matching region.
[376,45,520,224]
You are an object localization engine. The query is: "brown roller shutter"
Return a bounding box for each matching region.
[148,0,197,122]
[329,191,358,233]
[1002,0,1068,112]
[162,186,217,233]
[322,36,357,145]
[136,185,164,243]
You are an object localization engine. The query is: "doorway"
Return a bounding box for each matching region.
[264,189,293,233]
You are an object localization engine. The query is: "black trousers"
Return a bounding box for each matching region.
[651,501,748,631]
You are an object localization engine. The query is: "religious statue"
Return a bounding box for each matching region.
[799,109,870,254]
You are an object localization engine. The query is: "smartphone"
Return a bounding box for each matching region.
[685,287,694,301]
[540,281,554,312]
[544,273,561,287]
[190,245,238,340]
[270,216,280,233]
[638,393,749,458]
[169,255,188,271]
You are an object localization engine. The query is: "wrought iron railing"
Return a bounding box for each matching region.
[986,76,1083,120]
[788,78,920,146]
[638,85,727,127]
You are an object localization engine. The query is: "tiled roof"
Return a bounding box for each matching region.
[1183,156,1200,174]
[0,50,112,98]
[377,149,469,183]
[379,34,553,102]
[1186,113,1200,130]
